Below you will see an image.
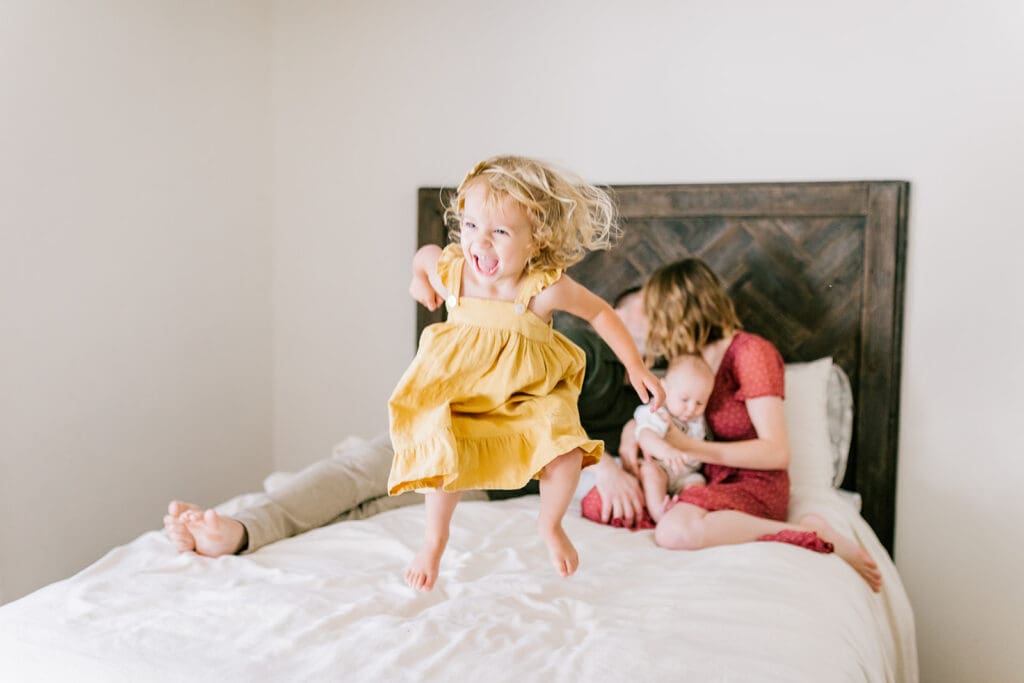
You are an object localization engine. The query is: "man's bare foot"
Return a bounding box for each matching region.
[181,508,247,557]
[540,524,579,578]
[639,460,669,523]
[164,501,200,552]
[800,513,883,592]
[406,538,447,591]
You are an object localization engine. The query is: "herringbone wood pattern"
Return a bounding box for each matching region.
[416,181,907,552]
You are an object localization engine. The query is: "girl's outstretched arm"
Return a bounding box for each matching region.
[410,245,446,310]
[537,275,664,411]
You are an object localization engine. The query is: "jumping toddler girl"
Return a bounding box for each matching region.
[388,155,664,591]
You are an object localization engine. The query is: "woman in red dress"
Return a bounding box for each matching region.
[581,259,882,591]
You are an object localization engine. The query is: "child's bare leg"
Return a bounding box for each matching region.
[181,508,248,557]
[638,460,669,523]
[538,448,583,577]
[407,490,460,591]
[656,504,882,592]
[799,513,882,592]
[163,501,199,552]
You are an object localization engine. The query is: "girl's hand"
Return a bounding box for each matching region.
[409,273,443,310]
[618,419,640,476]
[628,367,665,413]
[593,458,645,526]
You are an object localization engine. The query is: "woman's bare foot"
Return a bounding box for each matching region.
[406,537,447,591]
[639,460,669,523]
[540,524,579,578]
[164,501,200,552]
[181,508,247,557]
[800,513,883,592]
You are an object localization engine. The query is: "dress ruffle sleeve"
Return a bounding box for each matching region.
[435,244,464,294]
[733,334,786,401]
[518,267,563,302]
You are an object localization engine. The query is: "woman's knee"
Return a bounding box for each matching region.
[654,515,706,550]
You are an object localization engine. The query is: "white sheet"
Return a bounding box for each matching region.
[0,485,917,682]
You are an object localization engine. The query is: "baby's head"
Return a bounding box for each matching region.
[662,354,715,422]
[445,155,621,273]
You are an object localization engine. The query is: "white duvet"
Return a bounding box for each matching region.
[0,481,916,682]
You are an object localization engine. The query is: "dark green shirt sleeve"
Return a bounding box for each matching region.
[560,326,641,454]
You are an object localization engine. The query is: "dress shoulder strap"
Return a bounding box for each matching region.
[436,244,464,301]
[514,267,563,306]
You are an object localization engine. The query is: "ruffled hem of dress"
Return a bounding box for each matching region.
[388,430,601,495]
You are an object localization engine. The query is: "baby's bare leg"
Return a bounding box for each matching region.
[538,448,584,577]
[407,490,460,591]
[639,460,670,523]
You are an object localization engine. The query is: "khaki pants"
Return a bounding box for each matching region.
[233,434,488,553]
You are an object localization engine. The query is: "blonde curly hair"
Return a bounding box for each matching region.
[444,155,620,272]
[643,258,743,361]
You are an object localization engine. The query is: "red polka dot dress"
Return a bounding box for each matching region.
[582,332,791,526]
[671,332,789,519]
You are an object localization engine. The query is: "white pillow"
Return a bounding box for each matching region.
[783,357,836,490]
[826,363,853,487]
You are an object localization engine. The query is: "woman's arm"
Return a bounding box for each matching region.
[660,396,790,470]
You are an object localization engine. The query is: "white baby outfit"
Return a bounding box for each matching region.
[633,404,708,494]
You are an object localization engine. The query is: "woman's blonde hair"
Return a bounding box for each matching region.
[444,155,620,271]
[643,258,743,360]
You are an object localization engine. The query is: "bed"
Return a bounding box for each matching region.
[0,180,916,682]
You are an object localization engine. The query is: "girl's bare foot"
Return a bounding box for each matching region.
[182,509,247,557]
[406,537,446,591]
[540,524,579,578]
[163,501,200,552]
[800,513,883,592]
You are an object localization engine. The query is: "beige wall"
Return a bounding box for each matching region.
[269,2,1023,682]
[0,2,272,601]
[2,1,1022,680]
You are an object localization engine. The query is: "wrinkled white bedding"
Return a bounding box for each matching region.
[0,483,916,682]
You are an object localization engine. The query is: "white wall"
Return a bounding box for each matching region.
[269,2,1023,682]
[2,1,1021,680]
[0,2,272,601]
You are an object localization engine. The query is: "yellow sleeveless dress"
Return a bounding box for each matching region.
[387,245,603,495]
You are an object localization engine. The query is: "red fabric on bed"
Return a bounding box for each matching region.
[757,530,834,553]
[580,485,655,530]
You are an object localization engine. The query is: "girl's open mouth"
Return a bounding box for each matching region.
[474,254,499,276]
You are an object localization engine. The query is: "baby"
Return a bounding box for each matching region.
[633,354,714,522]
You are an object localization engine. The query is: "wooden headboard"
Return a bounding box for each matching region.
[417,181,909,553]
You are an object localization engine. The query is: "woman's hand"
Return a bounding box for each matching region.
[654,449,693,475]
[592,457,645,526]
[662,423,703,466]
[618,419,640,476]
[638,428,699,474]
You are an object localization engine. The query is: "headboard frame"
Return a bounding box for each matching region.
[417,181,909,553]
